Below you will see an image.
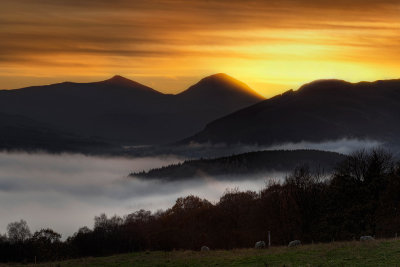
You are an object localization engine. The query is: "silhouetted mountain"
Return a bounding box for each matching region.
[169,73,265,136]
[131,149,345,180]
[0,74,264,148]
[184,79,400,147]
[102,75,160,93]
[177,73,263,105]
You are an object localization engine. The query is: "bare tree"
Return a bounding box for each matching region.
[7,220,32,243]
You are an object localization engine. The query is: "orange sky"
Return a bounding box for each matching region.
[1,0,400,97]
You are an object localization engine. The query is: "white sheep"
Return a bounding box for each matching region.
[255,241,266,249]
[201,246,210,251]
[288,240,301,247]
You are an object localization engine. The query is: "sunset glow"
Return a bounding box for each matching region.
[1,0,400,96]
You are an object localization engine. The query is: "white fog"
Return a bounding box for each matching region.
[0,138,382,238]
[0,151,273,238]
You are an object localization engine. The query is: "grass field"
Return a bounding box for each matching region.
[3,239,400,267]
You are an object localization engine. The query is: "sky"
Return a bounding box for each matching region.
[1,0,400,97]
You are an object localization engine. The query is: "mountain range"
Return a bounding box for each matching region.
[0,73,264,149]
[1,75,400,154]
[185,79,400,149]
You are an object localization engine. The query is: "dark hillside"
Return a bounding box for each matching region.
[131,149,346,180]
[185,79,400,147]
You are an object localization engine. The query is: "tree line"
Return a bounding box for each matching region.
[131,149,345,179]
[1,149,400,263]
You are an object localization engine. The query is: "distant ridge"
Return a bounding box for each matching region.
[5,74,400,153]
[0,73,264,148]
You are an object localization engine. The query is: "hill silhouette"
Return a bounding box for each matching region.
[0,74,263,148]
[184,79,400,147]
[177,73,263,104]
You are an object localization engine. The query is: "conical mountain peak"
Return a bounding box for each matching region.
[101,75,161,94]
[178,73,264,101]
[104,75,139,86]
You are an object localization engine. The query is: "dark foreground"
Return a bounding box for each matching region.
[3,239,400,267]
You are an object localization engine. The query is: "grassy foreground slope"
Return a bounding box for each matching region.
[7,239,400,267]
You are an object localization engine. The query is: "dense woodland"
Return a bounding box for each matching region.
[132,149,345,179]
[1,149,400,263]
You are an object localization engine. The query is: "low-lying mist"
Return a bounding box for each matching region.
[0,151,278,238]
[0,138,384,239]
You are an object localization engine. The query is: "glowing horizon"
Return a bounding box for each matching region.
[1,0,400,97]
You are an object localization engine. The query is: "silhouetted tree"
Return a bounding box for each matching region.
[7,220,31,243]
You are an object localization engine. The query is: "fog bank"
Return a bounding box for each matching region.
[0,151,277,238]
[0,138,381,238]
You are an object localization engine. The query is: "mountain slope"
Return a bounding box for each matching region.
[0,74,264,147]
[167,73,265,135]
[0,112,110,153]
[0,76,166,144]
[184,79,400,146]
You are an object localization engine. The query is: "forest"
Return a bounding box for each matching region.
[131,149,345,179]
[1,149,400,263]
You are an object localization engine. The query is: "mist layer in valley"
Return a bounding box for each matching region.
[0,151,277,238]
[0,137,386,239]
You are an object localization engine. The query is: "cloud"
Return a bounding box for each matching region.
[1,0,399,94]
